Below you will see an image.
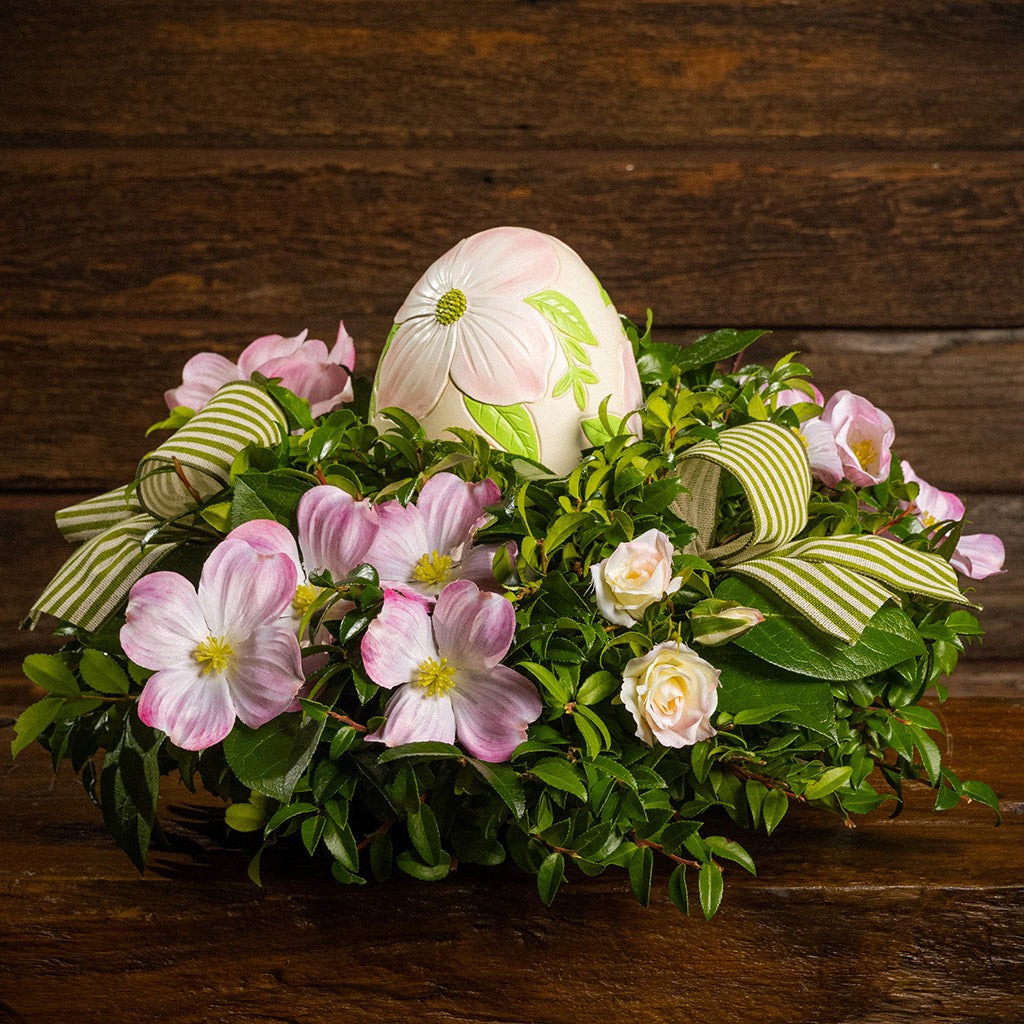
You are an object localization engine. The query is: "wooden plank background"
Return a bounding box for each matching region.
[3,1,1020,665]
[1,5,1022,1019]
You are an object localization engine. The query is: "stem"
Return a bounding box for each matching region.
[172,457,205,507]
[324,709,368,732]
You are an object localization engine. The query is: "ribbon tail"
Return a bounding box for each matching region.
[28,515,177,631]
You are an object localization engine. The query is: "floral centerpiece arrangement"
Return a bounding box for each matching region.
[15,228,1004,919]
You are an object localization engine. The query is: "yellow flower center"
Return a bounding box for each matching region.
[291,583,320,616]
[413,656,456,698]
[434,288,467,325]
[920,510,937,528]
[412,550,453,588]
[792,426,809,450]
[194,635,234,676]
[851,438,877,470]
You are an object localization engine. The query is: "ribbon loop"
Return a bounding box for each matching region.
[670,421,970,642]
[29,382,288,632]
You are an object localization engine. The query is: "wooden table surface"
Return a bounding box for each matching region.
[2,664,1022,1024]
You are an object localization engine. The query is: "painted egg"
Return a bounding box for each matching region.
[370,226,642,475]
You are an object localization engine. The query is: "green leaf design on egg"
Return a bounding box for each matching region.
[463,396,541,461]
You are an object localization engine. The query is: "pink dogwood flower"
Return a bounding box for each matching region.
[373,226,559,419]
[369,472,505,599]
[821,390,895,487]
[361,580,542,761]
[900,461,1005,580]
[950,534,1005,580]
[166,322,356,416]
[121,522,305,751]
[794,416,844,488]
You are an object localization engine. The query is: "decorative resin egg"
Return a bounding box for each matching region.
[370,226,642,475]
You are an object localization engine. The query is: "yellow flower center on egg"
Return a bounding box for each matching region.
[194,635,234,676]
[291,583,320,617]
[413,656,456,698]
[851,438,877,470]
[412,550,454,588]
[434,288,467,325]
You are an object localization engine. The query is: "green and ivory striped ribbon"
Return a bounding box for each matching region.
[137,381,287,519]
[29,382,288,631]
[670,421,969,642]
[671,422,811,561]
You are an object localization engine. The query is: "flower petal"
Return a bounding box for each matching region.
[138,664,237,750]
[418,473,500,556]
[951,533,1006,580]
[329,321,356,371]
[298,486,379,579]
[458,542,512,592]
[121,572,206,670]
[450,665,542,762]
[164,352,240,412]
[452,226,558,296]
[360,589,437,689]
[433,580,514,670]
[198,536,299,638]
[227,624,305,729]
[365,684,457,748]
[366,502,432,590]
[373,316,456,419]
[447,295,555,406]
[237,330,308,376]
[226,518,301,566]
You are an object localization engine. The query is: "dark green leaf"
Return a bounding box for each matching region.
[22,653,79,697]
[698,860,724,920]
[762,788,789,834]
[705,836,756,876]
[628,844,654,907]
[223,713,326,803]
[715,652,838,740]
[717,577,925,682]
[668,864,689,914]
[469,758,526,820]
[377,741,465,762]
[536,851,565,906]
[10,696,63,757]
[396,849,450,881]
[78,650,131,696]
[407,804,443,866]
[530,757,587,802]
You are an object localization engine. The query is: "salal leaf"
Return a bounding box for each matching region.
[223,713,326,803]
[717,577,925,682]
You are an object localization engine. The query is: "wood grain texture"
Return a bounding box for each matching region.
[1,687,1021,1024]
[2,325,1022,491]
[3,1,1023,150]
[3,150,1024,326]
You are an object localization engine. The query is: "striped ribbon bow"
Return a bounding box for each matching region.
[28,382,288,632]
[671,422,969,643]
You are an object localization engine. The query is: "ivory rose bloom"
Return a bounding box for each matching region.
[620,642,720,748]
[591,529,682,626]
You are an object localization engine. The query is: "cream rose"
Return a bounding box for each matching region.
[620,642,720,748]
[591,529,682,627]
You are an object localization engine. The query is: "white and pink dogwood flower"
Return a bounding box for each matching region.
[361,580,542,762]
[120,521,306,751]
[373,226,559,420]
[900,461,1005,580]
[368,472,507,600]
[166,322,356,416]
